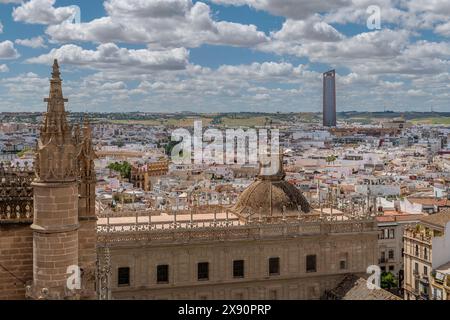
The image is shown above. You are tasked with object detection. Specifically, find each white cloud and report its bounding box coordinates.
[0,72,48,104]
[261,28,411,67]
[407,89,427,97]
[0,21,3,33]
[2,0,450,112]
[324,0,408,26]
[217,61,302,79]
[210,0,351,20]
[352,40,450,76]
[0,64,8,72]
[407,0,450,15]
[435,21,450,37]
[27,43,190,72]
[15,36,47,48]
[100,81,127,91]
[270,16,345,43]
[45,0,268,48]
[12,0,76,25]
[0,40,20,59]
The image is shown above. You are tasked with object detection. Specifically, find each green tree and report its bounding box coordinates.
[326,155,337,164]
[381,272,397,290]
[107,161,132,179]
[16,147,32,158]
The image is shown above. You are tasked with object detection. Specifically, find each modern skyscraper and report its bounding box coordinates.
[323,70,336,127]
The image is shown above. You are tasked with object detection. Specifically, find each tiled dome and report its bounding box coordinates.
[231,152,310,220]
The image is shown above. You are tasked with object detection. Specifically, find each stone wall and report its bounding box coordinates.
[102,232,378,300]
[0,223,33,300]
[31,182,79,296]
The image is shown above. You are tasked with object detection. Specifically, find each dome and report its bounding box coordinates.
[231,152,310,220]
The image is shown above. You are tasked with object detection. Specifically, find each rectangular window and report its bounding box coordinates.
[423,266,428,275]
[414,262,419,274]
[389,229,395,239]
[339,252,348,270]
[384,229,389,239]
[157,264,169,283]
[388,250,394,260]
[306,255,317,273]
[233,260,244,278]
[197,262,209,281]
[118,267,130,286]
[269,257,280,276]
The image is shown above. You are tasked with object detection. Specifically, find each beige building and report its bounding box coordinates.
[96,155,379,300]
[403,212,450,300]
[130,160,169,191]
[376,212,423,290]
[430,261,450,300]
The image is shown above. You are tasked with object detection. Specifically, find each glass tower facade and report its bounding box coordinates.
[323,70,336,127]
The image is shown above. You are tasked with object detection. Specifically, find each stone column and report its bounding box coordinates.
[78,178,97,299]
[30,182,79,299]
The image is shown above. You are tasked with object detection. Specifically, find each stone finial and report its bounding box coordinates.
[52,59,61,80]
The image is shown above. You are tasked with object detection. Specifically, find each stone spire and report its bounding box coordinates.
[30,60,81,300]
[35,59,78,182]
[42,59,69,131]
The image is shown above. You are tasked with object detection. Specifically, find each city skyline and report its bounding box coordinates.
[1,55,450,303]
[0,0,449,113]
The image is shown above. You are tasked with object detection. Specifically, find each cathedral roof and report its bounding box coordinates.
[231,151,310,220]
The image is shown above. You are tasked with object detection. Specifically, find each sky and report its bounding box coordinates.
[0,0,449,113]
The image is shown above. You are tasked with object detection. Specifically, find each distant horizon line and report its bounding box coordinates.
[1,111,450,115]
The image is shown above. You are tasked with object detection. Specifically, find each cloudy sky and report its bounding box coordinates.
[0,0,449,113]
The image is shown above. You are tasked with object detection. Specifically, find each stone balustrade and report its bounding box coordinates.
[97,217,376,246]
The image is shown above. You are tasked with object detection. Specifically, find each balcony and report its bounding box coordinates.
[404,229,432,244]
[420,292,430,300]
[420,275,429,285]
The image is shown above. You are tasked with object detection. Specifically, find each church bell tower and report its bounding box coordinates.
[28,59,92,300]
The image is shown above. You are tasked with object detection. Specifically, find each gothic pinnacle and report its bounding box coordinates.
[51,59,61,80]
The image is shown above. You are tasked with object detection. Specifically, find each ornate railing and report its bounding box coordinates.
[404,230,432,244]
[97,218,376,245]
[96,205,230,218]
[0,161,34,222]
